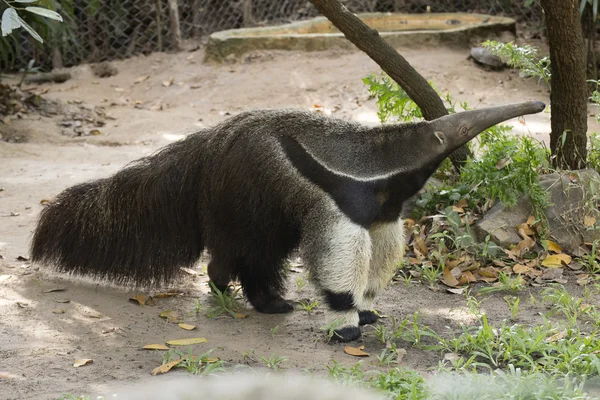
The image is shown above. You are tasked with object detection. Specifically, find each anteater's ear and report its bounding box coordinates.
[433,131,445,145]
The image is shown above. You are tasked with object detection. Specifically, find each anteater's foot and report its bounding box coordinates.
[332,326,362,342]
[251,296,294,314]
[358,310,378,326]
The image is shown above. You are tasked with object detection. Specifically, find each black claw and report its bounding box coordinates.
[331,326,361,342]
[358,310,378,326]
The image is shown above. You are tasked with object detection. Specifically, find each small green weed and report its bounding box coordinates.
[206,281,243,318]
[478,271,527,295]
[295,276,307,292]
[299,299,319,314]
[162,347,225,375]
[504,295,521,321]
[260,353,288,371]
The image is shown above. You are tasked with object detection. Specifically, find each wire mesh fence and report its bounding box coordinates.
[0,0,542,72]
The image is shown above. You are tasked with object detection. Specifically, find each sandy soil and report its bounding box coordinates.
[1,45,599,400]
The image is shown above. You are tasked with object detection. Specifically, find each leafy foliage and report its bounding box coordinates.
[459,130,551,219]
[481,40,551,88]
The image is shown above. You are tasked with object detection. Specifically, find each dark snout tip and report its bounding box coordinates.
[531,100,546,113]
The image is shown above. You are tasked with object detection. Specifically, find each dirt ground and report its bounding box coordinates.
[1,44,599,400]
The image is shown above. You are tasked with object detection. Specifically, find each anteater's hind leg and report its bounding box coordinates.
[207,254,233,294]
[359,220,405,326]
[301,204,372,342]
[206,248,293,313]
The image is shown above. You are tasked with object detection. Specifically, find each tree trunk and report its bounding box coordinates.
[167,0,182,50]
[308,0,472,170]
[540,0,588,169]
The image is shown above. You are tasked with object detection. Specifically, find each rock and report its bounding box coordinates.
[473,169,600,253]
[473,196,532,247]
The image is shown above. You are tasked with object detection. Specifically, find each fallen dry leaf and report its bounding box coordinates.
[53,299,70,303]
[154,292,182,299]
[162,78,174,87]
[413,234,429,257]
[542,254,572,268]
[129,294,147,306]
[446,287,466,295]
[166,338,207,346]
[526,215,536,226]
[584,215,597,227]
[513,264,531,274]
[151,359,180,376]
[478,267,499,279]
[73,359,93,368]
[0,371,23,380]
[396,348,407,364]
[52,308,65,314]
[495,158,511,170]
[344,345,369,357]
[516,223,535,237]
[441,268,460,287]
[43,288,66,293]
[546,331,566,343]
[178,323,196,331]
[545,240,562,253]
[235,313,248,319]
[452,205,464,213]
[159,310,183,323]
[143,344,170,351]
[134,75,150,84]
[512,237,536,257]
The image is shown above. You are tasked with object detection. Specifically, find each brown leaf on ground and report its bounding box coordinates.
[344,345,369,357]
[178,323,196,331]
[143,344,170,351]
[151,360,180,375]
[166,338,207,346]
[541,254,571,268]
[413,234,429,257]
[441,267,460,287]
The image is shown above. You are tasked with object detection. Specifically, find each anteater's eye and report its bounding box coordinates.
[460,126,468,136]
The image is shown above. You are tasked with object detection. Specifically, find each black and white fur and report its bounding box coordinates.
[30,101,545,341]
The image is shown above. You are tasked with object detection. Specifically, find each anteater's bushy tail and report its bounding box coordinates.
[30,134,208,286]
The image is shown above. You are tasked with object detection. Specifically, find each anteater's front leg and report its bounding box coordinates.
[359,220,406,326]
[300,203,373,342]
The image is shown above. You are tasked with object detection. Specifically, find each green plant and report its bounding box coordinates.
[478,272,527,295]
[420,262,442,288]
[299,299,319,314]
[295,275,307,292]
[375,342,401,366]
[481,40,551,88]
[162,347,225,375]
[206,281,243,319]
[459,132,551,225]
[504,295,521,321]
[541,284,599,326]
[270,325,280,337]
[580,239,600,274]
[260,353,288,371]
